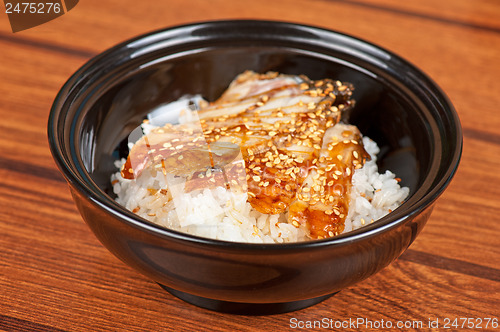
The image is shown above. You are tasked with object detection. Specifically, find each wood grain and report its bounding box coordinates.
[1,0,499,331]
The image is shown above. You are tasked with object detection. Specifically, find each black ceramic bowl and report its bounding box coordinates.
[48,20,461,314]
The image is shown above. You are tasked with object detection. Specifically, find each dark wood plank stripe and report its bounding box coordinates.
[462,127,500,146]
[327,0,500,34]
[0,242,163,305]
[0,314,68,332]
[400,249,500,282]
[0,155,65,183]
[0,33,95,59]
[0,182,75,214]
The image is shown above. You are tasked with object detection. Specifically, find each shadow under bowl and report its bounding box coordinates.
[48,20,462,314]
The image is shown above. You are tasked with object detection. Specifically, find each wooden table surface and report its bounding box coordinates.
[1,0,499,331]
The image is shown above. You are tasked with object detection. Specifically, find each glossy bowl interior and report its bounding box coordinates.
[48,20,462,314]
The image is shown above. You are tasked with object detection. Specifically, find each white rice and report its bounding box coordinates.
[111,135,409,243]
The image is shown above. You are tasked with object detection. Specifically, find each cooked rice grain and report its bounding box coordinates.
[111,136,409,243]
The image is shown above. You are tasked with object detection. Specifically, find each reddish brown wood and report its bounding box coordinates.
[1,0,499,330]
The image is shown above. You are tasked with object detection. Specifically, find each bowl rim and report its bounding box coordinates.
[48,19,463,250]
